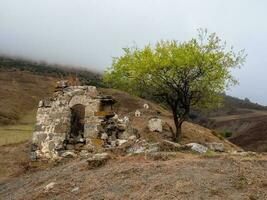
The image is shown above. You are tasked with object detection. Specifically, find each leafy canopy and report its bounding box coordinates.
[104,30,246,111]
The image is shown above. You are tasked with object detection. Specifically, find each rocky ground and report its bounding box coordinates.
[0,146,267,200]
[1,87,266,199]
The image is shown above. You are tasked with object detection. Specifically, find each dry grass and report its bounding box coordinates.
[0,111,35,146]
[0,70,56,125]
[0,124,34,146]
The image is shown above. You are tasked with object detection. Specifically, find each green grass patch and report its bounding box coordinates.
[0,124,34,146]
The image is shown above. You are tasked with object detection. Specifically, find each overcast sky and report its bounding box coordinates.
[0,0,267,105]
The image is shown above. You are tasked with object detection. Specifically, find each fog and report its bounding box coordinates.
[1,0,267,105]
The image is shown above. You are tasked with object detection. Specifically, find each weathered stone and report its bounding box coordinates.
[186,143,208,154]
[32,86,115,159]
[143,103,149,109]
[32,85,140,160]
[30,151,37,161]
[61,151,77,158]
[158,140,182,152]
[128,135,137,141]
[205,142,225,152]
[66,144,75,150]
[148,117,163,132]
[87,153,111,169]
[44,182,56,192]
[135,110,141,117]
[116,139,127,146]
[71,187,79,193]
[101,133,108,140]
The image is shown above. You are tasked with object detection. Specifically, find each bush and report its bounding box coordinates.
[222,131,233,138]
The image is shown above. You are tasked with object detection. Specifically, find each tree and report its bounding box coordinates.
[104,29,246,142]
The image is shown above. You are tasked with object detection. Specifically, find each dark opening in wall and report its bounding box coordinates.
[70,104,85,142]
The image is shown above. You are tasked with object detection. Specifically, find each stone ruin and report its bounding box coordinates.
[31,84,138,160]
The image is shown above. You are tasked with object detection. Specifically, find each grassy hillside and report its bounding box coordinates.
[0,56,101,86]
[0,70,56,125]
[0,55,102,125]
[1,56,266,152]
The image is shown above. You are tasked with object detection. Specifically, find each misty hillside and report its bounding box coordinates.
[0,56,101,125]
[0,56,101,86]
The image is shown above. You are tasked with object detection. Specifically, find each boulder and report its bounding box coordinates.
[186,143,208,154]
[101,133,108,140]
[148,118,163,132]
[87,153,111,169]
[158,140,182,152]
[61,151,77,158]
[135,110,141,117]
[205,142,225,152]
[143,103,149,109]
[44,182,56,192]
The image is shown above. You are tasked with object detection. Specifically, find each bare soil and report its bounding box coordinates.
[0,145,267,200]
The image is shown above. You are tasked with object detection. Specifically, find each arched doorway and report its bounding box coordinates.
[70,104,85,142]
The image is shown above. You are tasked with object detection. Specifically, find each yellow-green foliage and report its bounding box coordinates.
[104,29,246,111]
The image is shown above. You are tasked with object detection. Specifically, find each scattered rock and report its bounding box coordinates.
[44,182,56,192]
[71,187,79,193]
[126,140,147,154]
[128,135,137,141]
[186,143,208,154]
[148,117,163,132]
[143,103,149,109]
[135,110,141,117]
[61,151,77,158]
[30,151,37,161]
[126,140,159,154]
[158,140,182,152]
[205,142,225,152]
[116,139,128,146]
[101,133,108,140]
[87,153,111,169]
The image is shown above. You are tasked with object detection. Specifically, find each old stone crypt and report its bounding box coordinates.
[31,85,125,159]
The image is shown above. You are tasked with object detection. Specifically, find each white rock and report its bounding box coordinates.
[186,143,208,154]
[128,135,137,141]
[116,139,128,146]
[205,142,224,152]
[122,116,129,123]
[61,151,77,158]
[93,153,110,159]
[148,118,163,132]
[44,182,56,191]
[143,103,149,109]
[71,187,79,193]
[101,133,108,140]
[135,110,141,117]
[110,140,117,147]
[113,114,119,119]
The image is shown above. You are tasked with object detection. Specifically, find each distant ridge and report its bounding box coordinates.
[0,55,102,86]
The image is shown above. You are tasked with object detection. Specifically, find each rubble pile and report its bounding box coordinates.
[99,116,139,147]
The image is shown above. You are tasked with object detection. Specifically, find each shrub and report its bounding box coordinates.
[222,131,233,138]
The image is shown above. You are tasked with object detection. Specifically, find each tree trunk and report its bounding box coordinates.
[174,124,182,142]
[172,109,183,142]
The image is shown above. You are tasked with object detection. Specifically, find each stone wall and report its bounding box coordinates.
[32,86,107,159]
